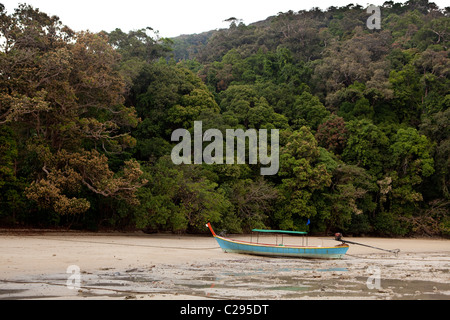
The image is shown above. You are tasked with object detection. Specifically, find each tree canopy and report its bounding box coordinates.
[0,1,448,236]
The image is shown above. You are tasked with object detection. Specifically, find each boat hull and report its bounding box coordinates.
[214,235,349,259]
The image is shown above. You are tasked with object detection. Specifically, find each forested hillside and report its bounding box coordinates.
[0,1,449,236]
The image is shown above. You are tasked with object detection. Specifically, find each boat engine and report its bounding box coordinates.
[334,233,343,241]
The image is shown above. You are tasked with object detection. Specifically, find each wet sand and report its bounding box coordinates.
[0,230,449,300]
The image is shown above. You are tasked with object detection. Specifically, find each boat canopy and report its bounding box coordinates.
[251,229,307,235]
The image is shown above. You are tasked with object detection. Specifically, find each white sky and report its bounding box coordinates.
[2,0,448,38]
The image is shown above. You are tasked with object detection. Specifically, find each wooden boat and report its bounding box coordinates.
[207,223,349,259]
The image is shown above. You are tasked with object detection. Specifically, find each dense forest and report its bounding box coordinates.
[0,1,448,237]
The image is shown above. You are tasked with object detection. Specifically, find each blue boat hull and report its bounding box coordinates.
[214,235,349,259]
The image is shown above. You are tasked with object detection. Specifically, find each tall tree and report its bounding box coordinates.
[275,127,332,230]
[0,5,145,218]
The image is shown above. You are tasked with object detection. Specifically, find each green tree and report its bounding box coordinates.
[219,84,288,129]
[275,127,332,230]
[0,126,27,223]
[228,177,278,231]
[420,109,450,199]
[388,127,435,213]
[342,119,390,178]
[135,158,232,233]
[286,91,330,130]
[323,164,376,233]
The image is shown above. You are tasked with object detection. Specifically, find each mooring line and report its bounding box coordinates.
[30,236,220,250]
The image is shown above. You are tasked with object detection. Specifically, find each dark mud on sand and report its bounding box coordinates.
[0,233,449,300]
[2,252,449,300]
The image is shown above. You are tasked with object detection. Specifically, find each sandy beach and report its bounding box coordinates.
[0,230,449,300]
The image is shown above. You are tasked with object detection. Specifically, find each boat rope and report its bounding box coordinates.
[334,233,400,256]
[29,236,220,250]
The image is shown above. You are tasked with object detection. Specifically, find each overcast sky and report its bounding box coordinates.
[2,0,448,38]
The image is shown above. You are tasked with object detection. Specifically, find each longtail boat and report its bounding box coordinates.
[207,223,349,259]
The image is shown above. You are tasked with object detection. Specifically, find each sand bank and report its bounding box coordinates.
[0,231,449,300]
